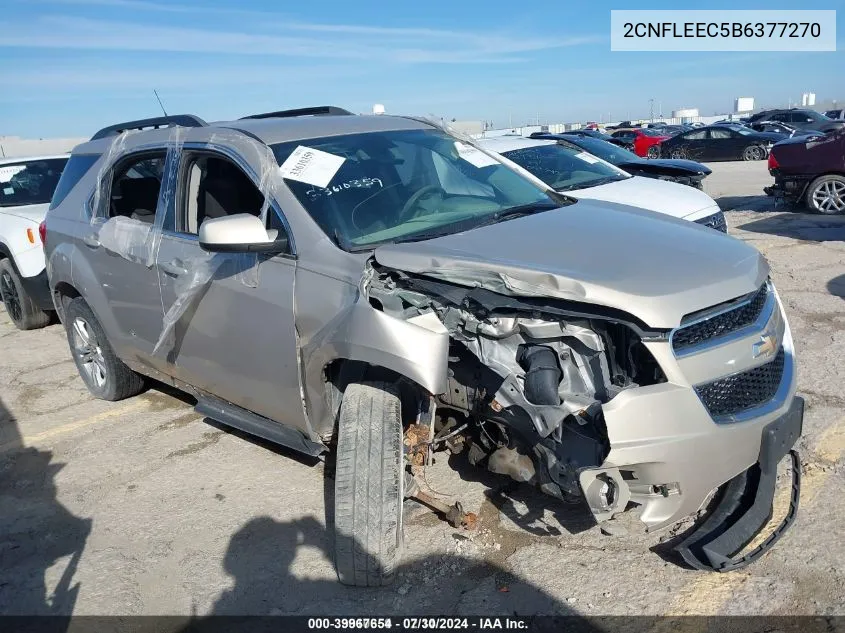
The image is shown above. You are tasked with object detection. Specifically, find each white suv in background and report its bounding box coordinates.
[477,136,727,232]
[0,155,69,329]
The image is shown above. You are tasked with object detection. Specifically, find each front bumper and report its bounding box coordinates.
[579,282,798,539]
[674,396,802,571]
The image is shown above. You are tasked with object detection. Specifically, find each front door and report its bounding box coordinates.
[152,148,307,431]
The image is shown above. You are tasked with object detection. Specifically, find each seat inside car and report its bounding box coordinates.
[113,177,161,223]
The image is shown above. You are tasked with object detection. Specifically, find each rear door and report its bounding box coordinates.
[676,129,708,159]
[84,151,168,366]
[153,146,307,430]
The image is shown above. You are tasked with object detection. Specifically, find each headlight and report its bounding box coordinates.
[694,211,727,233]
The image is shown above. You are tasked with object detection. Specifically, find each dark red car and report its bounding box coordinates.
[767,129,845,214]
[610,128,671,158]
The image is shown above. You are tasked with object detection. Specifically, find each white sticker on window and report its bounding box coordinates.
[574,152,601,164]
[0,165,25,183]
[279,145,345,188]
[454,141,500,168]
[3,187,14,195]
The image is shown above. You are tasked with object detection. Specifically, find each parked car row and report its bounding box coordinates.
[2,107,805,587]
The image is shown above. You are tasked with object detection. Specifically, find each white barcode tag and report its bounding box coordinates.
[279,146,346,188]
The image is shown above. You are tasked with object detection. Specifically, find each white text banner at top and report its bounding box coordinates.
[611,10,836,52]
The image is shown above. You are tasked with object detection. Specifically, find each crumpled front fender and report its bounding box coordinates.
[301,298,449,436]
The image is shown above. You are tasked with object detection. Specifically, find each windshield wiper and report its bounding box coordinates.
[558,176,623,191]
[389,201,559,245]
[474,201,559,227]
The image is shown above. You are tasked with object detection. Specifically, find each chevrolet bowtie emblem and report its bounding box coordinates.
[752,331,778,359]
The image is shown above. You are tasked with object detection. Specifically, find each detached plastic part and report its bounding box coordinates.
[674,397,803,572]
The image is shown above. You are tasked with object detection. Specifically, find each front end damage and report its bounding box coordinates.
[361,261,802,572]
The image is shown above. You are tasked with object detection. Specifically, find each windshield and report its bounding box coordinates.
[561,136,640,165]
[640,128,667,137]
[0,158,68,207]
[271,129,557,250]
[501,143,628,191]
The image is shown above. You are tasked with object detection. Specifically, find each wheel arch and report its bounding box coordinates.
[301,301,449,439]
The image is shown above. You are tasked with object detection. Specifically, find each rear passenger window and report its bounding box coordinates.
[109,153,166,225]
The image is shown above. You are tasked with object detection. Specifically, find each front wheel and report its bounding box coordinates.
[646,145,660,159]
[0,259,51,331]
[333,381,404,586]
[805,175,845,214]
[670,148,687,160]
[742,145,765,161]
[64,297,145,401]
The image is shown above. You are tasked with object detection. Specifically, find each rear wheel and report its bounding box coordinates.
[742,145,765,161]
[64,297,145,401]
[805,175,845,214]
[0,259,50,331]
[333,381,404,586]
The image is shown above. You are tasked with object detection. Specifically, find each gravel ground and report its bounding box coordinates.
[1,160,843,617]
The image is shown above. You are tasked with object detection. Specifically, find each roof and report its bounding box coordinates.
[73,114,436,155]
[0,154,69,165]
[475,136,554,153]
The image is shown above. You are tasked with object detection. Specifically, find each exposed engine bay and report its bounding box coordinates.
[365,261,667,505]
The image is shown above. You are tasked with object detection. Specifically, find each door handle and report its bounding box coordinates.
[160,259,187,276]
[82,234,100,249]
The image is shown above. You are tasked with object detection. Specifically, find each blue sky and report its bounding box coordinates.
[2,0,844,137]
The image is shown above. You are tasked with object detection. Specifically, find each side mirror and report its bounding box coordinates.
[199,213,286,254]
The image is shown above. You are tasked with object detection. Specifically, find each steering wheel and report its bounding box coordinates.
[398,185,445,223]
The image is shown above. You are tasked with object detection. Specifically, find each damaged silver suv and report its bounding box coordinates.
[45,107,802,586]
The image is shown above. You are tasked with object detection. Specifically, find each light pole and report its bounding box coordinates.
[649,98,654,122]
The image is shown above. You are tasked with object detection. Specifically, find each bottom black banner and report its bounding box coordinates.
[0,616,842,633]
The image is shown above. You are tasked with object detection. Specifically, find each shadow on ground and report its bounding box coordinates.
[0,396,91,622]
[828,274,845,299]
[202,514,583,619]
[737,212,845,242]
[716,194,776,213]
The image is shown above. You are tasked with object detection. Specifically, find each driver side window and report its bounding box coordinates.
[179,153,290,250]
[709,129,732,139]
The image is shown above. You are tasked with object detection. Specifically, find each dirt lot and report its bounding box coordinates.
[1,160,844,617]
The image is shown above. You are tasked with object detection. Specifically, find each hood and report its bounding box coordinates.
[631,158,711,175]
[0,203,49,223]
[566,176,718,220]
[374,199,767,329]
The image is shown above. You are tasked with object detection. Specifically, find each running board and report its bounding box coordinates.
[195,396,325,457]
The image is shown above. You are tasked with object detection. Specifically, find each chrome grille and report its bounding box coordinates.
[673,284,769,352]
[695,349,785,418]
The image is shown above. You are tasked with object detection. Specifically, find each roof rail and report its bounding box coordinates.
[90,114,208,141]
[240,106,353,120]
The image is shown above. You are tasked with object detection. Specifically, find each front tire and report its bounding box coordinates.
[742,145,765,161]
[805,175,845,214]
[670,148,687,160]
[333,381,404,587]
[647,145,660,159]
[64,297,145,401]
[0,259,50,331]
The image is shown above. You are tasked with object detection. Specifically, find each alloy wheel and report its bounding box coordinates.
[72,317,108,388]
[0,270,22,324]
[744,146,763,161]
[812,180,845,214]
